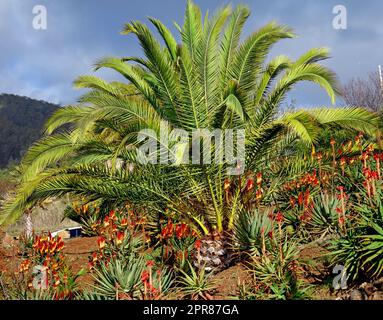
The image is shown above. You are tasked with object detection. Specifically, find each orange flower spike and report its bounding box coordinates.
[297,192,304,206]
[103,216,110,228]
[289,197,296,209]
[246,177,254,192]
[141,270,150,283]
[56,240,65,252]
[109,210,116,220]
[374,153,381,179]
[367,144,374,154]
[256,172,263,185]
[97,236,106,250]
[120,218,128,227]
[91,252,98,262]
[224,178,230,191]
[49,242,58,254]
[116,231,124,245]
[340,157,346,175]
[275,212,284,223]
[82,203,89,214]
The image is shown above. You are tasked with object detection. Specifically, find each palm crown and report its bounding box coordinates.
[1,1,378,235]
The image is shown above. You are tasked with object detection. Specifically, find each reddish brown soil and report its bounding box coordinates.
[0,229,17,272]
[212,263,251,299]
[62,236,98,287]
[63,236,98,272]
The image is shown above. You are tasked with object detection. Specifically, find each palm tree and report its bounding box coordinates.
[1,0,378,269]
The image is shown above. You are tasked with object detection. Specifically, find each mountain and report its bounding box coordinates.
[0,93,60,168]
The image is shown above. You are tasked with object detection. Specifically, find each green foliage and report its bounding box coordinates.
[177,262,216,300]
[306,193,342,239]
[248,237,311,300]
[88,257,146,300]
[232,208,276,256]
[329,165,383,281]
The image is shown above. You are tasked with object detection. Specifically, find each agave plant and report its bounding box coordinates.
[306,192,342,239]
[248,236,310,300]
[1,1,378,272]
[177,262,216,300]
[232,208,276,256]
[88,257,146,300]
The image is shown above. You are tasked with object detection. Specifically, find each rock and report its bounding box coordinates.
[350,289,366,300]
[2,233,17,248]
[369,291,383,300]
[373,277,383,291]
[360,282,376,296]
[207,247,216,254]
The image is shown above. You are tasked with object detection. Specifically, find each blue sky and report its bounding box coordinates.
[0,0,382,107]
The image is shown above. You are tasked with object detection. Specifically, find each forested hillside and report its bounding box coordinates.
[0,94,59,167]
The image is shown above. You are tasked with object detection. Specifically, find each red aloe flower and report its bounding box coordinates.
[97,236,106,250]
[255,189,263,200]
[275,212,284,223]
[175,224,187,239]
[371,171,378,180]
[195,240,202,250]
[116,231,124,245]
[246,178,254,192]
[146,260,154,268]
[224,178,231,191]
[120,218,128,227]
[289,197,295,209]
[103,216,110,228]
[256,172,263,185]
[91,252,98,262]
[141,270,150,283]
[298,192,304,206]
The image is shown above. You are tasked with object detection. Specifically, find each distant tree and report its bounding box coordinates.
[342,71,383,112]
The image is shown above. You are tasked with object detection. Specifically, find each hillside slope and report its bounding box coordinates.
[0,93,60,167]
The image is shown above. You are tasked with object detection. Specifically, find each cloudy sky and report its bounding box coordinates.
[0,0,382,106]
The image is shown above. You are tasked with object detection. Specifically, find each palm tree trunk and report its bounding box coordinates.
[194,232,231,272]
[24,209,33,239]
